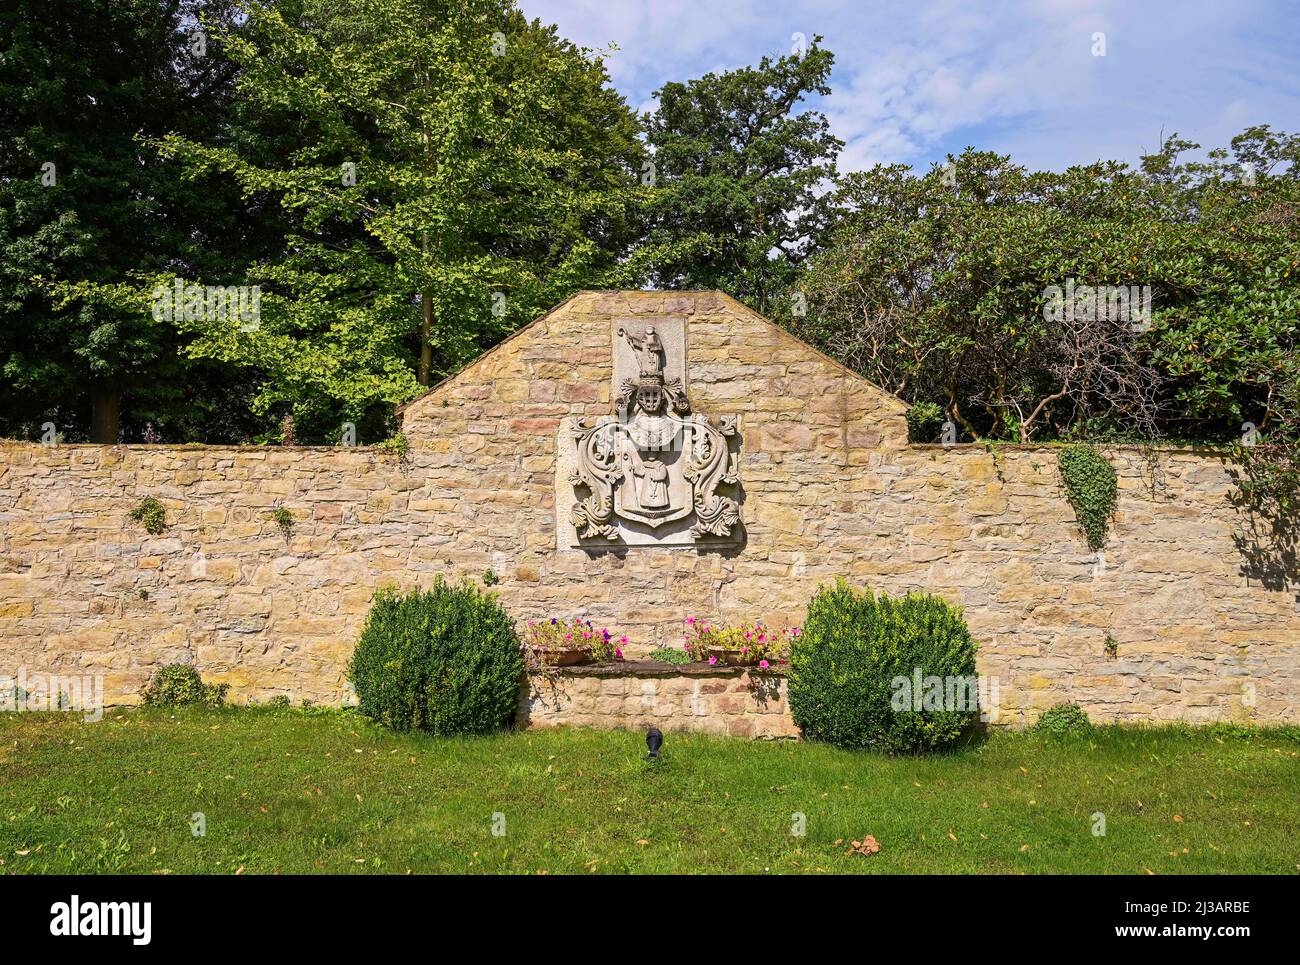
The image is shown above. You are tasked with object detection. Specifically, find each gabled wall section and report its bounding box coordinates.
[0,292,1295,725]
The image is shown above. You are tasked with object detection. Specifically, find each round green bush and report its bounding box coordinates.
[347,579,523,736]
[1034,702,1093,737]
[788,582,980,753]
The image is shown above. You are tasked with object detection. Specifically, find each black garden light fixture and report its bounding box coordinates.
[645,726,663,761]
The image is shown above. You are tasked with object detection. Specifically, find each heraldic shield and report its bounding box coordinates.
[568,322,741,543]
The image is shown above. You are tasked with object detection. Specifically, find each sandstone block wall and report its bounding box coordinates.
[519,666,798,739]
[1,291,1296,725]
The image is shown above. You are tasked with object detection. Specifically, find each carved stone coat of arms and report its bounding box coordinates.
[567,320,741,545]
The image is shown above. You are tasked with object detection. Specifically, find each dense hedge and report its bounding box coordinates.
[347,580,523,736]
[788,582,980,753]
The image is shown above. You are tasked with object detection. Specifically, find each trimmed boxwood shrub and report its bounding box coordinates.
[347,579,523,736]
[788,581,980,753]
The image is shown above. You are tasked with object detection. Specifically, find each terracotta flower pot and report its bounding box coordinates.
[706,647,759,667]
[531,646,592,666]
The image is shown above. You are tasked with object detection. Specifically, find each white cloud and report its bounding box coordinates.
[521,0,1300,171]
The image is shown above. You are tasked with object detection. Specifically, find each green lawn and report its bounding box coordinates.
[1,708,1297,874]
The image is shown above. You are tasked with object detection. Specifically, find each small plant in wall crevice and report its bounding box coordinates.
[272,506,294,539]
[128,496,167,535]
[1057,444,1117,551]
[375,432,410,460]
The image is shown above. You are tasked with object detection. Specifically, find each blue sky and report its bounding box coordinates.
[521,0,1299,173]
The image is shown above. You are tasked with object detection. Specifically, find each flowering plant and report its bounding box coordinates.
[681,617,798,668]
[524,617,626,662]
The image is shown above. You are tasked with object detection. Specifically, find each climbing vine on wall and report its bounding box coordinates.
[1232,441,1300,527]
[1057,445,1117,552]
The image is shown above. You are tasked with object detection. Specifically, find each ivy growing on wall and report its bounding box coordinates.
[1227,440,1299,590]
[1232,441,1300,527]
[1057,445,1117,552]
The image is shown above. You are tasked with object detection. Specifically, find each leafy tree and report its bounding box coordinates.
[0,0,273,442]
[147,0,647,441]
[794,128,1300,445]
[641,39,841,314]
[1139,127,1300,442]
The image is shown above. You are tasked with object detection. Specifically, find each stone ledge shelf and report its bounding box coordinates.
[517,662,798,739]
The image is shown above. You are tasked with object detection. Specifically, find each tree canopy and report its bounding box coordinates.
[0,3,1295,454]
[0,0,273,442]
[790,127,1300,446]
[641,38,841,315]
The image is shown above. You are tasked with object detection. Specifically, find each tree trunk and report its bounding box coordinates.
[90,387,120,443]
[419,287,433,386]
[419,110,434,388]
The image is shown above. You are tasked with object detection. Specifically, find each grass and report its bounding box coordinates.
[1,708,1297,874]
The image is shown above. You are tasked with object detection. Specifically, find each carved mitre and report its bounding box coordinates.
[635,371,665,418]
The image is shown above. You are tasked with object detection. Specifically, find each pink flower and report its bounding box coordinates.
[686,616,696,625]
[620,635,628,644]
[708,656,718,666]
[759,659,770,669]
[615,648,623,659]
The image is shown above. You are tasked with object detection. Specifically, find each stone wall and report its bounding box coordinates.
[1,290,1296,725]
[519,665,798,739]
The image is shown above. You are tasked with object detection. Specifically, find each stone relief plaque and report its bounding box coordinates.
[559,317,741,548]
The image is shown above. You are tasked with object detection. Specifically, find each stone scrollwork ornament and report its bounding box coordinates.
[569,324,741,543]
[684,414,740,538]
